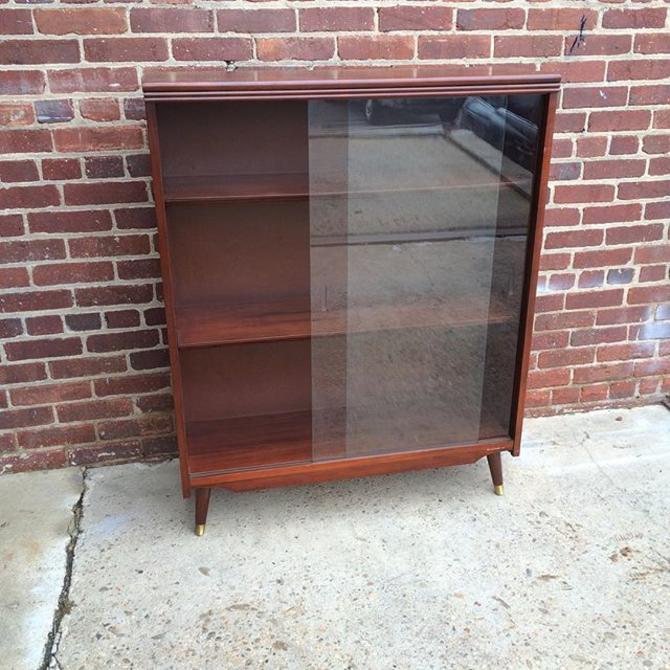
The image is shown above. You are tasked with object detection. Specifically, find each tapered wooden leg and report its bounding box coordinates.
[195,487,211,536]
[487,453,504,496]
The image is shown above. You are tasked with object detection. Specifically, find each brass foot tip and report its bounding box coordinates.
[195,523,205,536]
[494,484,504,496]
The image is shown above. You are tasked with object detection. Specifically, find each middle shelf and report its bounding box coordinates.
[174,295,514,348]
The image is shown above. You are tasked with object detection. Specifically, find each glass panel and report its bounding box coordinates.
[309,94,542,460]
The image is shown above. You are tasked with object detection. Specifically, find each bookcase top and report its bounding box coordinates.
[143,66,560,101]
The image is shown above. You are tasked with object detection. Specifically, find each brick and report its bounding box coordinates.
[565,289,624,310]
[0,129,52,154]
[571,326,627,347]
[33,262,114,286]
[142,435,177,457]
[57,398,133,423]
[634,359,670,379]
[584,159,645,180]
[65,313,102,332]
[130,8,213,33]
[529,8,597,31]
[0,71,46,96]
[85,156,124,179]
[0,407,54,431]
[457,9,525,31]
[565,35,631,57]
[0,215,24,238]
[0,362,47,385]
[0,267,29,288]
[144,307,165,326]
[553,184,614,204]
[126,154,150,178]
[541,61,606,85]
[69,234,150,258]
[29,210,112,234]
[551,138,573,159]
[379,6,451,32]
[0,290,73,314]
[117,259,161,280]
[650,157,670,177]
[562,86,628,110]
[643,135,670,155]
[257,37,334,61]
[219,8,296,32]
[597,306,652,326]
[544,208,580,227]
[0,185,60,210]
[531,330,570,351]
[42,158,81,181]
[551,387,580,405]
[527,368,571,390]
[609,136,639,156]
[5,338,82,362]
[580,384,609,402]
[26,315,63,336]
[603,8,667,29]
[0,160,39,183]
[97,415,172,442]
[554,112,586,133]
[639,266,667,283]
[123,98,145,121]
[338,36,414,60]
[645,202,670,221]
[129,348,169,371]
[525,390,551,407]
[606,224,664,245]
[0,103,35,128]
[628,285,670,305]
[94,373,169,397]
[10,382,91,407]
[544,229,603,250]
[635,33,670,55]
[576,136,607,158]
[589,110,650,132]
[79,99,121,123]
[35,8,127,35]
[115,207,156,230]
[0,451,67,474]
[0,318,22,339]
[87,328,159,353]
[0,40,79,65]
[573,362,634,384]
[574,248,632,269]
[105,309,140,329]
[0,9,34,35]
[636,322,670,341]
[609,380,637,399]
[597,343,655,363]
[494,36,562,58]
[547,272,574,291]
[578,271,604,289]
[70,440,142,467]
[49,356,126,380]
[76,285,154,308]
[535,294,564,313]
[606,268,635,286]
[538,347,595,369]
[582,204,641,226]
[0,238,65,263]
[84,38,169,63]
[54,126,142,152]
[49,68,138,94]
[418,35,490,60]
[136,393,173,413]
[172,38,253,62]
[16,424,95,450]
[618,180,670,201]
[64,181,147,206]
[608,60,670,82]
[630,85,670,106]
[550,162,580,181]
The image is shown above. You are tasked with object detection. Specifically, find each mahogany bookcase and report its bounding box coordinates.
[143,67,559,535]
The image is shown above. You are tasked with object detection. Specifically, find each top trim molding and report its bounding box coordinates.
[143,66,561,102]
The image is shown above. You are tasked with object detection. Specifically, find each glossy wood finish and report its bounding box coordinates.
[143,68,559,530]
[487,452,504,492]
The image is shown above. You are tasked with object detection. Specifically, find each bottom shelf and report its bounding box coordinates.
[186,407,509,478]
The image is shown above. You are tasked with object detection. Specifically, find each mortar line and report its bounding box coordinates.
[39,467,89,670]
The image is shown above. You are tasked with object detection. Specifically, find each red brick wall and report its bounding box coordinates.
[1,1,669,473]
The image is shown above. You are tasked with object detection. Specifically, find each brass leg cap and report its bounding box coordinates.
[195,523,205,536]
[494,484,504,496]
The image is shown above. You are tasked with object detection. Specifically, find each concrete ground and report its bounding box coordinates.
[1,406,669,670]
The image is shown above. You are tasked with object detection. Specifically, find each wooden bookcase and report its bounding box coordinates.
[143,67,560,534]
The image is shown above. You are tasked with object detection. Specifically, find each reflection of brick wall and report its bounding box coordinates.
[1,2,668,473]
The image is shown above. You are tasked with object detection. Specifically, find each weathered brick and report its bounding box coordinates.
[10,382,91,407]
[564,35,631,57]
[458,8,525,31]
[257,37,335,61]
[16,424,95,451]
[608,60,670,82]
[379,6,451,32]
[130,8,213,33]
[338,36,415,60]
[0,9,34,35]
[49,68,138,94]
[76,285,154,308]
[85,156,124,179]
[0,160,39,183]
[0,407,54,431]
[49,356,126,380]
[565,289,624,310]
[602,8,667,29]
[0,40,79,65]
[583,159,646,180]
[562,86,628,110]
[618,180,670,201]
[573,248,633,269]
[33,262,115,286]
[220,8,296,32]
[606,225,664,246]
[172,38,253,62]
[57,398,133,423]
[418,35,490,59]
[84,38,169,63]
[0,185,60,210]
[5,338,82,362]
[42,158,81,181]
[494,36,562,58]
[87,328,160,353]
[635,33,670,55]
[26,315,63,336]
[589,110,651,132]
[35,8,128,35]
[529,8,597,31]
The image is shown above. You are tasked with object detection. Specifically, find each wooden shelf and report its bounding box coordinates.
[162,172,530,204]
[187,407,508,477]
[175,296,513,348]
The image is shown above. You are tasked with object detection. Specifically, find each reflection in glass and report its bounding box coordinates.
[309,94,542,459]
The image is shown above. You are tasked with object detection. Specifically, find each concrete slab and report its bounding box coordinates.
[0,468,83,670]
[54,405,670,669]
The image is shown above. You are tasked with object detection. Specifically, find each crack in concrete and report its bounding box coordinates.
[39,468,88,670]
